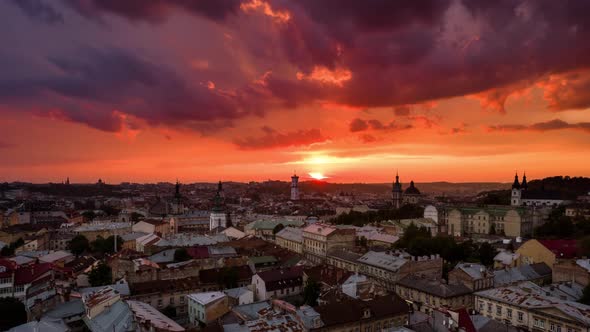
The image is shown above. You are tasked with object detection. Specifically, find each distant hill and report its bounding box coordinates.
[476,176,590,204]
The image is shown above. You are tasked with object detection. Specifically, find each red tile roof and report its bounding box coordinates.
[538,239,579,258]
[14,262,53,285]
[187,246,210,259]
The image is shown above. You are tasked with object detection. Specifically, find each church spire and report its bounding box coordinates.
[521,172,528,190]
[512,172,521,189]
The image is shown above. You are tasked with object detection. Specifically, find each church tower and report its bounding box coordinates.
[291,172,300,201]
[392,172,403,209]
[171,180,184,215]
[511,172,522,206]
[210,181,228,231]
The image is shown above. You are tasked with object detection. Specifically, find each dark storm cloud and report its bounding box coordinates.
[486,119,590,134]
[271,0,590,112]
[0,47,264,132]
[233,126,329,150]
[349,118,413,133]
[9,0,64,24]
[62,0,241,23]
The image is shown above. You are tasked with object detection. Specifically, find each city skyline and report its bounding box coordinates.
[1,1,590,183]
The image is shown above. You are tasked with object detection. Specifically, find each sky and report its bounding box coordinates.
[1,0,590,184]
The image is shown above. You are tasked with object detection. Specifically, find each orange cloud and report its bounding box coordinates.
[240,0,291,23]
[296,66,352,87]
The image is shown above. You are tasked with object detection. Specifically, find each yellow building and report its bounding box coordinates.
[516,239,578,268]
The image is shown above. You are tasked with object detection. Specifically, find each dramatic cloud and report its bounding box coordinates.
[63,0,242,23]
[233,126,329,150]
[0,47,271,132]
[349,118,369,132]
[542,71,590,111]
[349,118,413,133]
[486,119,590,134]
[9,0,64,24]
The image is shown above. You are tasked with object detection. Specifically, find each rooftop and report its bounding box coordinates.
[127,300,184,331]
[357,251,410,272]
[276,227,303,243]
[397,275,472,298]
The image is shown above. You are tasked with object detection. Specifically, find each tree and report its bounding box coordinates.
[82,210,96,221]
[1,238,24,257]
[162,305,177,318]
[478,242,496,266]
[91,235,123,255]
[130,212,144,222]
[359,236,368,248]
[580,284,590,305]
[88,261,112,287]
[0,297,27,331]
[489,223,496,235]
[273,223,285,234]
[68,235,90,256]
[174,248,191,262]
[217,267,239,289]
[303,278,321,306]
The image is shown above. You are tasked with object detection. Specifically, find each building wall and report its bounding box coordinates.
[475,295,589,332]
[448,209,462,236]
[448,269,494,291]
[516,240,557,267]
[395,284,472,314]
[314,314,407,332]
[275,236,302,254]
[553,260,590,287]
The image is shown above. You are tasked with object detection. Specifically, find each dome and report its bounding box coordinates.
[403,181,421,195]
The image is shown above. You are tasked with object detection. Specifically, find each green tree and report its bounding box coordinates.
[88,261,112,287]
[580,284,590,305]
[68,235,90,256]
[359,236,368,248]
[303,278,321,306]
[174,248,191,262]
[1,238,24,257]
[91,235,123,255]
[273,223,285,235]
[82,210,96,221]
[0,297,27,331]
[217,267,239,289]
[162,305,177,318]
[478,242,496,266]
[130,212,144,222]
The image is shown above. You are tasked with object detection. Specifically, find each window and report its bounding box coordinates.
[534,319,545,329]
[479,301,484,311]
[507,309,512,319]
[487,303,492,313]
[518,312,524,322]
[180,296,185,304]
[550,324,557,332]
[157,299,163,307]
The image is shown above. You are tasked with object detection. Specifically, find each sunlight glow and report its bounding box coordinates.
[309,172,327,180]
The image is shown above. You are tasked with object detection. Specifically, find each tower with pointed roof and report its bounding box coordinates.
[210,181,229,231]
[171,180,185,215]
[392,172,403,209]
[291,172,300,201]
[511,172,522,206]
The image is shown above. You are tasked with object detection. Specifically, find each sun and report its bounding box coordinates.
[309,172,327,180]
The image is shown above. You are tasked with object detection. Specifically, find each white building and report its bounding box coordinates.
[475,281,590,332]
[252,266,304,301]
[187,292,229,325]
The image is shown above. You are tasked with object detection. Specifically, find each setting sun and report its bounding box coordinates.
[309,172,327,180]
